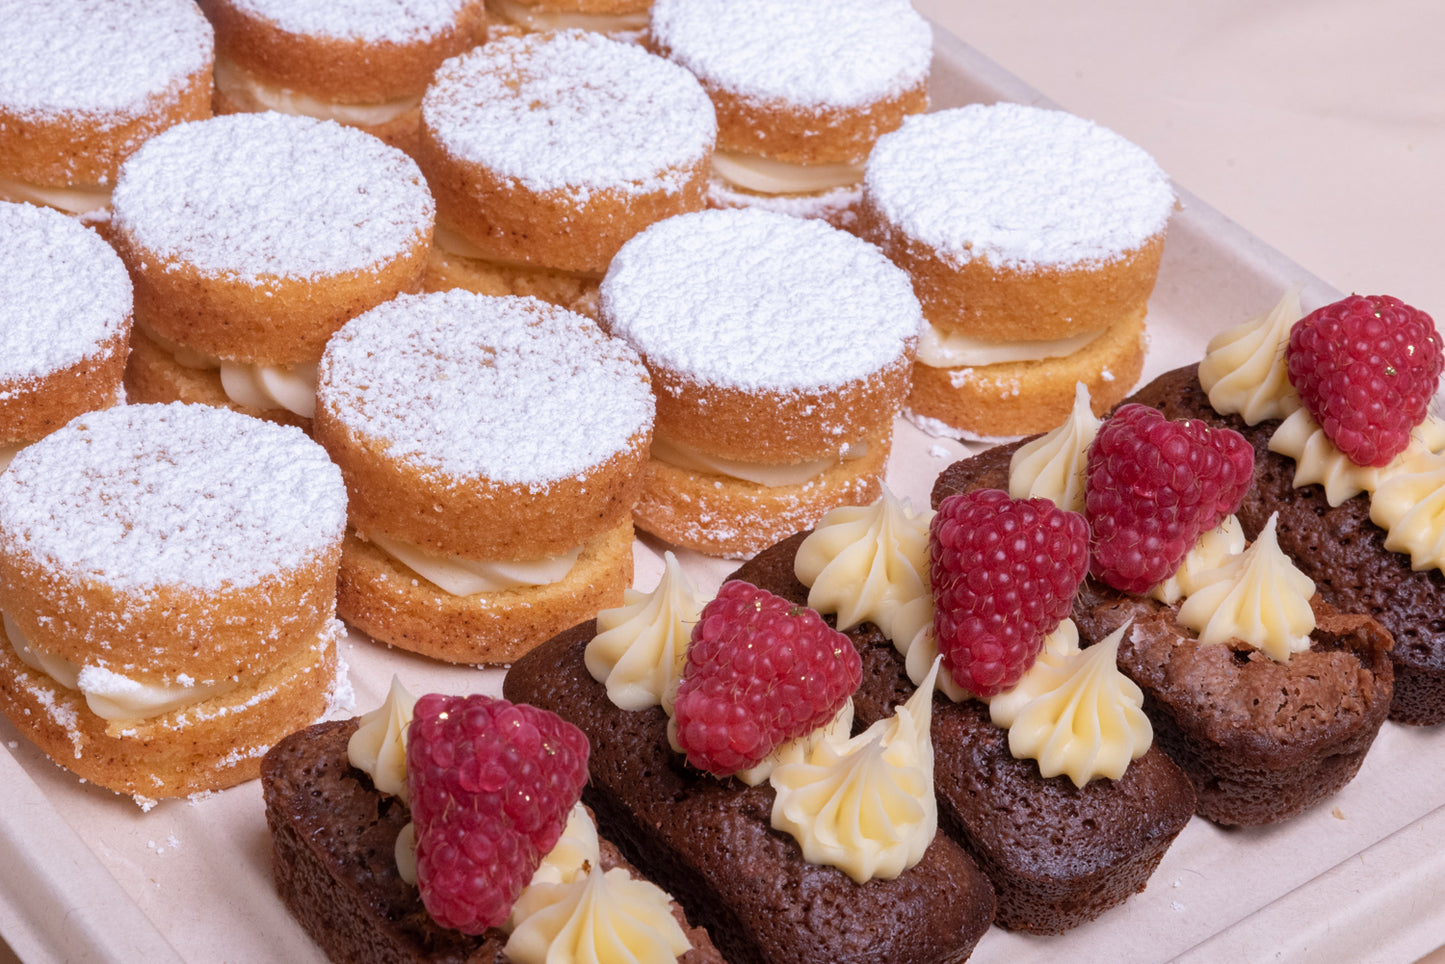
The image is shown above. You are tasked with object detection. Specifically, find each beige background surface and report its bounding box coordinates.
[914,0,1445,322]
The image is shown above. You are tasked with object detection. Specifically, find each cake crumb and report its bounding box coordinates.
[1332,807,1346,820]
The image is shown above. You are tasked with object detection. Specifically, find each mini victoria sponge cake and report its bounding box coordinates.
[0,403,349,800]
[0,203,133,471]
[648,0,931,226]
[0,0,213,220]
[198,0,488,156]
[417,29,715,317]
[314,290,655,664]
[857,103,1176,438]
[110,112,435,430]
[598,208,922,557]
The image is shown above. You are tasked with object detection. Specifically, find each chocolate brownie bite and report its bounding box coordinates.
[1129,362,1445,725]
[733,528,1195,932]
[263,717,723,963]
[933,395,1396,826]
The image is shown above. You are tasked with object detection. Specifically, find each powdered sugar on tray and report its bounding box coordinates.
[0,403,347,592]
[599,208,922,391]
[227,0,475,43]
[423,31,715,201]
[110,113,435,283]
[0,204,132,382]
[319,291,654,487]
[0,0,212,123]
[864,104,1176,270]
[649,0,931,110]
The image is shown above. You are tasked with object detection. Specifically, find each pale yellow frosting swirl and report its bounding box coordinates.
[1149,515,1246,604]
[347,676,417,801]
[1199,285,1302,425]
[794,487,933,637]
[1370,451,1445,572]
[1008,381,1100,513]
[1176,514,1315,662]
[890,594,972,702]
[1268,408,1445,506]
[586,552,706,713]
[988,621,1151,787]
[731,699,854,787]
[504,866,690,964]
[768,661,938,883]
[527,802,602,889]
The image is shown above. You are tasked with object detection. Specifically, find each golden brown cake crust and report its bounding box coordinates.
[0,329,130,445]
[336,519,633,664]
[199,0,488,103]
[0,620,339,798]
[116,235,431,368]
[684,77,927,166]
[0,543,341,683]
[419,134,709,274]
[315,397,649,562]
[633,429,891,557]
[648,355,912,463]
[906,310,1147,438]
[858,202,1168,342]
[0,69,212,189]
[422,243,601,319]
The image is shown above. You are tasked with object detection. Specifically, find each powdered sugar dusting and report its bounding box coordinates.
[650,0,931,110]
[0,0,212,124]
[320,291,654,487]
[600,208,921,390]
[0,203,131,381]
[0,403,347,592]
[111,113,435,283]
[865,104,1175,269]
[226,0,476,43]
[423,31,715,200]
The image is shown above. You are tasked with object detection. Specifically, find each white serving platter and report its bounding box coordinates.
[2,23,1443,964]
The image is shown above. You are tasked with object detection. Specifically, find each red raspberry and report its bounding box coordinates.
[1086,404,1254,595]
[1285,293,1443,467]
[406,694,589,934]
[929,489,1089,697]
[673,580,861,775]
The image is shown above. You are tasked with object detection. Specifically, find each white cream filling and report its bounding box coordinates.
[0,177,112,215]
[219,360,320,418]
[213,55,420,127]
[651,435,867,487]
[365,530,582,596]
[918,323,1104,368]
[3,611,234,721]
[488,0,650,33]
[711,151,865,196]
[142,325,318,418]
